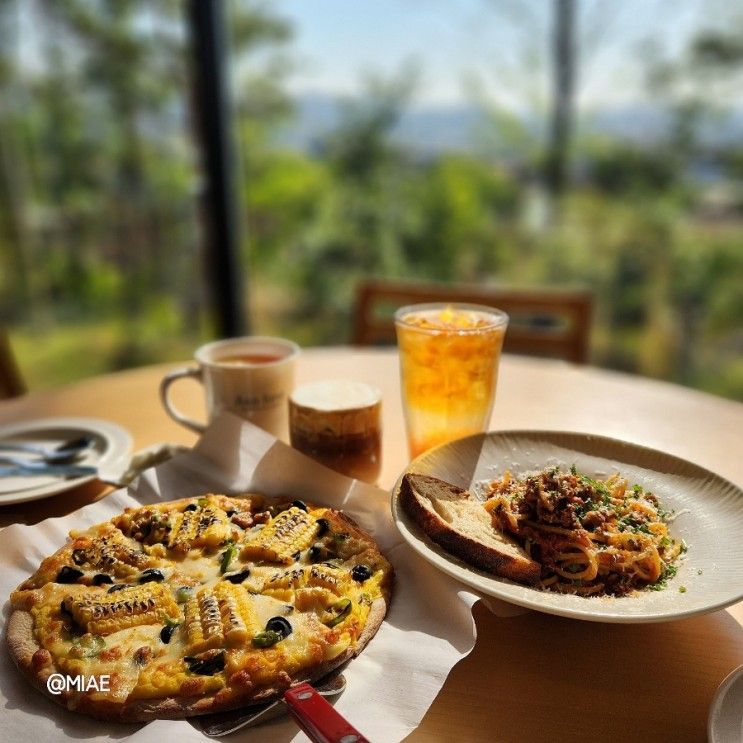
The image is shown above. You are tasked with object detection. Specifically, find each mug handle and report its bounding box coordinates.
[159,367,206,434]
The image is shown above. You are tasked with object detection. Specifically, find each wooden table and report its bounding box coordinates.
[1,348,743,742]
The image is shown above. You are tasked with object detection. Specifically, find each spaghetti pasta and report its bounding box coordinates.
[483,467,684,596]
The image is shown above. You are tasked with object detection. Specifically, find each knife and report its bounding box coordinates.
[0,463,98,479]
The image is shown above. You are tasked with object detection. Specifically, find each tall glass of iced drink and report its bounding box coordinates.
[395,303,508,459]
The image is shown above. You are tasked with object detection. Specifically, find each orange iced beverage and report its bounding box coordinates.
[395,303,508,459]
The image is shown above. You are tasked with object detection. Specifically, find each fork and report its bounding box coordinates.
[0,435,93,463]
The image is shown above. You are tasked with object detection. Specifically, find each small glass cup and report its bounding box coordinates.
[395,303,508,459]
[289,380,382,483]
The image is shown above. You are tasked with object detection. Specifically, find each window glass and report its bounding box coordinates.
[2,0,741,401]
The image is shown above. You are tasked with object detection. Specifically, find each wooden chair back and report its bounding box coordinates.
[352,279,592,364]
[0,331,26,398]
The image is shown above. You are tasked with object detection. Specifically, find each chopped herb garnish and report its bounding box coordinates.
[649,562,679,591]
[679,585,687,593]
[574,502,591,519]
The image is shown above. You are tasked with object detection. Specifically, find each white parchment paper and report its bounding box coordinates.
[0,412,486,743]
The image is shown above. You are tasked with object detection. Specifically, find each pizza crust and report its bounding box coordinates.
[6,610,65,711]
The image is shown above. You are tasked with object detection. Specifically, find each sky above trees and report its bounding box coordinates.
[276,0,728,108]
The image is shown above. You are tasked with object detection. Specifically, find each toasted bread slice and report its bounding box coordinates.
[400,473,540,584]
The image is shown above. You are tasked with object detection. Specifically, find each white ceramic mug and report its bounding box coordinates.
[159,336,300,438]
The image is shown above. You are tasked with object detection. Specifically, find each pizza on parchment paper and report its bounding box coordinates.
[6,494,393,721]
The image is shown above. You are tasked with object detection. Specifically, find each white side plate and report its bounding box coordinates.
[0,417,132,505]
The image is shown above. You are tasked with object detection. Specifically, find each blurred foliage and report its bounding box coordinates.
[585,142,679,196]
[0,0,742,402]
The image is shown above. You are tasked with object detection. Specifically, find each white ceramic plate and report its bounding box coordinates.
[391,430,743,623]
[0,417,132,505]
[709,664,743,743]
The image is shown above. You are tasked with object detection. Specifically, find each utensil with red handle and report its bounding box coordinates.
[284,683,370,743]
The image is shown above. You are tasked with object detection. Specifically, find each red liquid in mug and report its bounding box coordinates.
[218,353,284,365]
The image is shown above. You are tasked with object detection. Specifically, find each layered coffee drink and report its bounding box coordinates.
[289,380,382,483]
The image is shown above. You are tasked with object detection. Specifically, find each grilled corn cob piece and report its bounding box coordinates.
[214,582,257,646]
[196,505,231,548]
[169,508,200,553]
[184,584,257,651]
[261,566,303,602]
[184,590,224,653]
[169,503,230,553]
[263,563,348,593]
[263,566,305,592]
[261,563,350,601]
[307,564,349,595]
[183,594,205,651]
[241,507,318,564]
[73,529,150,574]
[63,583,178,635]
